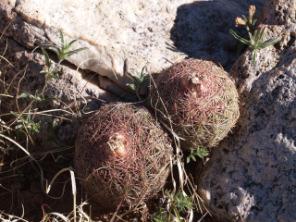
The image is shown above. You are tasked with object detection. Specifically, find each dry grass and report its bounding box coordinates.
[0,21,220,221]
[0,28,97,221]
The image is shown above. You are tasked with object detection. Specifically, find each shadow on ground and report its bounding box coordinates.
[170,0,266,70]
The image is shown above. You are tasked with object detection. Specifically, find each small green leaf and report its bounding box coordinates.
[259,37,281,49]
[174,192,193,213]
[41,48,52,68]
[67,39,78,48]
[14,116,41,135]
[187,146,209,163]
[230,29,250,45]
[17,92,42,102]
[48,32,87,62]
[152,209,169,222]
[59,30,65,46]
[65,47,87,58]
[126,67,150,100]
[126,83,136,91]
[251,50,257,65]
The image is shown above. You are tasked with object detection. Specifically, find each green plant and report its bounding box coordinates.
[41,47,59,80]
[0,29,95,222]
[13,113,40,135]
[230,5,281,63]
[186,146,209,163]
[173,191,193,213]
[50,31,86,63]
[152,191,194,222]
[41,31,86,81]
[153,209,169,222]
[126,66,150,100]
[17,92,43,102]
[7,111,40,145]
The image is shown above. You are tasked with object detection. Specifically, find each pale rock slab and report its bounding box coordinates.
[0,0,266,92]
[1,0,189,88]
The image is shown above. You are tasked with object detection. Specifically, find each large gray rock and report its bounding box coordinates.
[0,0,266,93]
[0,0,189,90]
[199,0,296,221]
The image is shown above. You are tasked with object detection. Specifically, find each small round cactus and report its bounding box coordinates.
[150,59,239,149]
[74,103,172,212]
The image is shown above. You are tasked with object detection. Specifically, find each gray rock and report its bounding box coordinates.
[199,0,296,221]
[0,38,115,108]
[262,0,296,25]
[0,0,189,89]
[0,0,266,94]
[0,38,116,149]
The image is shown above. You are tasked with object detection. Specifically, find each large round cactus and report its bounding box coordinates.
[74,103,172,212]
[150,59,239,149]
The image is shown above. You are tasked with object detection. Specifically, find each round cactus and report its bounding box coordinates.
[150,59,239,149]
[74,103,172,212]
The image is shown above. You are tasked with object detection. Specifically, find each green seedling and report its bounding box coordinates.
[17,92,43,102]
[173,191,193,213]
[152,191,194,222]
[186,146,209,163]
[230,5,281,63]
[41,31,87,93]
[41,47,59,80]
[50,31,87,63]
[153,209,169,222]
[11,112,40,135]
[126,66,150,100]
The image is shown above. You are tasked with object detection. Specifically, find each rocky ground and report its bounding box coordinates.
[0,0,295,221]
[199,0,296,221]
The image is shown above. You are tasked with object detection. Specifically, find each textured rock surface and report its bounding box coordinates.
[199,0,296,221]
[262,0,296,25]
[0,37,116,149]
[0,0,266,92]
[0,38,115,108]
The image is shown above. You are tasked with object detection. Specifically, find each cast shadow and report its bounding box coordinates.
[170,0,265,69]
